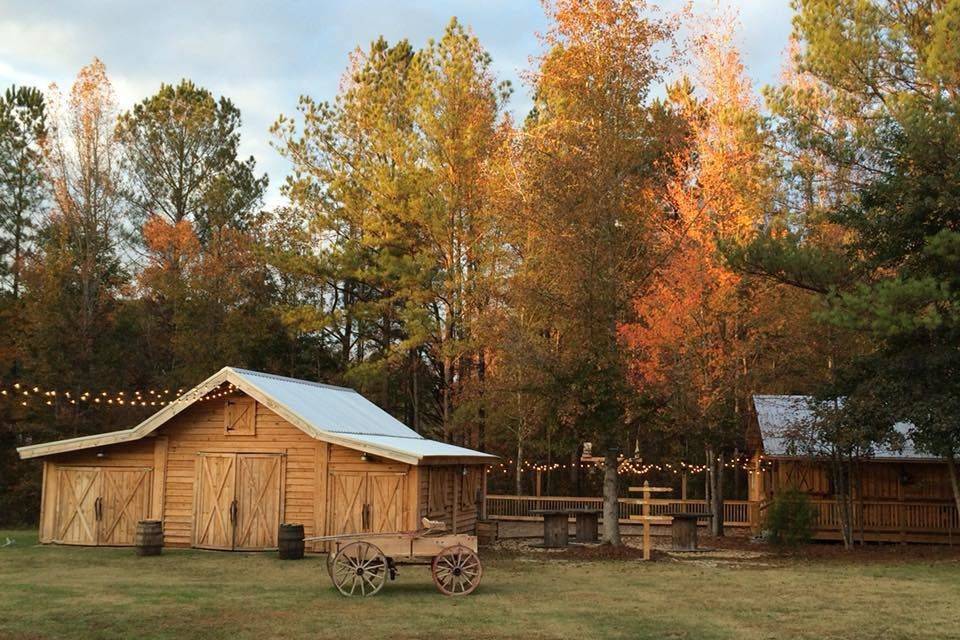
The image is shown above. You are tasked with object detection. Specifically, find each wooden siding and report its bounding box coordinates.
[38,390,483,550]
[160,398,316,547]
[761,459,954,501]
[420,465,481,534]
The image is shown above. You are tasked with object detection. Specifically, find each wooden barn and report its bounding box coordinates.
[17,367,496,550]
[747,395,958,543]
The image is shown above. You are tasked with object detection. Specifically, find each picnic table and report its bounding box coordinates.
[529,508,602,547]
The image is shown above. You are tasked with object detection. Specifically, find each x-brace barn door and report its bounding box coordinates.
[194,453,238,550]
[235,454,284,550]
[194,452,284,550]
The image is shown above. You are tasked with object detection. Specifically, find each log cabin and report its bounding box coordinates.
[16,367,496,550]
[747,395,958,543]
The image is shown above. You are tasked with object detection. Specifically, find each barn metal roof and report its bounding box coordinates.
[231,368,421,438]
[17,367,498,465]
[752,395,938,461]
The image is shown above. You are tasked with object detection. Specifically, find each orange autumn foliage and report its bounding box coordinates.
[623,13,772,417]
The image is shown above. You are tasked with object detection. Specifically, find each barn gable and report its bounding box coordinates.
[17,367,496,466]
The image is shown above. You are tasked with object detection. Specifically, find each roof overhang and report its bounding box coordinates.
[17,367,498,466]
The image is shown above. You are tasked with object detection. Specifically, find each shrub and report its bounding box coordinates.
[764,488,815,547]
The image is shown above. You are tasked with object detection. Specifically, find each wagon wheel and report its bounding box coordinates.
[329,541,388,597]
[431,544,483,596]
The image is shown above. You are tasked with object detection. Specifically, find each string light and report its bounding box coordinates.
[0,382,239,410]
[492,455,773,476]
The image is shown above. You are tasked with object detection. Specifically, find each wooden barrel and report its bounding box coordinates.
[278,523,305,560]
[135,520,163,556]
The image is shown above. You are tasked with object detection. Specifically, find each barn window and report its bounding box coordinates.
[460,467,478,509]
[428,467,448,515]
[224,397,256,436]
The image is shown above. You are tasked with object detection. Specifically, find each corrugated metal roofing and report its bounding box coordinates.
[342,434,498,460]
[753,395,936,460]
[232,368,421,438]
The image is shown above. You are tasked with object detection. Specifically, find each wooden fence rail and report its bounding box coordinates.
[484,494,753,527]
[486,495,958,542]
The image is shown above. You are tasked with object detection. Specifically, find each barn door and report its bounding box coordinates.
[99,468,152,546]
[234,454,283,550]
[329,471,407,536]
[194,453,237,550]
[53,467,101,545]
[329,472,366,536]
[367,473,405,533]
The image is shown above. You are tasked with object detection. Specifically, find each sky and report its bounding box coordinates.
[0,0,794,207]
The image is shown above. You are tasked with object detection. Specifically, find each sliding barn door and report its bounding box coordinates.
[99,468,152,546]
[53,467,100,545]
[194,453,237,550]
[235,454,283,550]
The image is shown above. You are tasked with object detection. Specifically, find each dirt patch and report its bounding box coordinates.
[490,534,960,567]
[696,535,960,565]
[491,537,666,561]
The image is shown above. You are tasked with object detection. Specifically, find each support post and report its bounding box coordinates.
[642,481,651,561]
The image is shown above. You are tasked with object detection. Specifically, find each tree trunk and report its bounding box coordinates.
[602,452,621,546]
[832,454,854,550]
[945,450,960,517]
[477,351,486,450]
[514,441,523,496]
[711,451,725,537]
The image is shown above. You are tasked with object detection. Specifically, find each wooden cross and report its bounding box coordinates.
[628,480,673,560]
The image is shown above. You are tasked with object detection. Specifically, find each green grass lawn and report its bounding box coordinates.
[1,529,958,640]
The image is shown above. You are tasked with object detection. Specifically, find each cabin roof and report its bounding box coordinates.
[752,394,938,461]
[17,366,498,466]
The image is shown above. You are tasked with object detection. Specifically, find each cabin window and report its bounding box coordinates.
[224,397,256,436]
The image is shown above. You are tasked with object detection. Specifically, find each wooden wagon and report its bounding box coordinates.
[306,518,482,597]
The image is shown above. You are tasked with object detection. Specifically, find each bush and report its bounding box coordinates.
[763,488,815,547]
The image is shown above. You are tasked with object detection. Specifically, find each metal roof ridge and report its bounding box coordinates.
[227,366,358,393]
[325,431,427,439]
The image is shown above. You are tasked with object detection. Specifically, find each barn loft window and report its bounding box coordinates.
[224,397,256,436]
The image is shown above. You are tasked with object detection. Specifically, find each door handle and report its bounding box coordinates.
[229,500,238,525]
[362,504,371,531]
[94,497,103,521]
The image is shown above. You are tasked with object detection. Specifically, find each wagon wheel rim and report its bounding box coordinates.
[330,541,387,597]
[432,544,482,596]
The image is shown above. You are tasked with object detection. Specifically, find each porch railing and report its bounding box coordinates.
[803,499,959,536]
